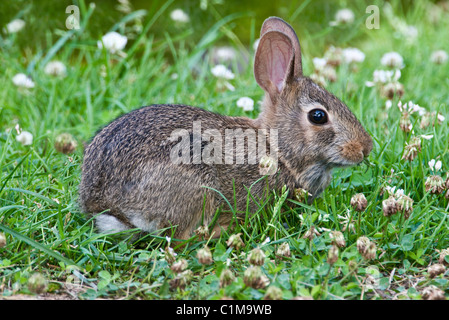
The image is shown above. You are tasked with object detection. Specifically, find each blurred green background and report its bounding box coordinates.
[1,0,446,137]
[0,0,430,55]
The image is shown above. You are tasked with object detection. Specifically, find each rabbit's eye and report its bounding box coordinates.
[308,109,328,125]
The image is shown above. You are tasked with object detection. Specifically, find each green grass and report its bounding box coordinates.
[0,0,449,300]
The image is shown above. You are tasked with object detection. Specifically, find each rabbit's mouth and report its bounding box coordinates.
[324,143,366,168]
[326,157,364,169]
[329,162,352,169]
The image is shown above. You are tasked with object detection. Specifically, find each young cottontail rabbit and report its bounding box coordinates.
[79,17,372,239]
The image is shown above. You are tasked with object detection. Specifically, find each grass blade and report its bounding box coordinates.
[0,223,78,267]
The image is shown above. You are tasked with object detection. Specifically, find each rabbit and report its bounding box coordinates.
[79,17,373,240]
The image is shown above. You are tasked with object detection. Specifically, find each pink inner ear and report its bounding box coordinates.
[254,31,295,96]
[269,42,291,92]
[260,17,303,78]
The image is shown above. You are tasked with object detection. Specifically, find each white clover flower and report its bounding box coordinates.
[323,46,343,66]
[236,97,254,112]
[44,61,67,77]
[16,131,33,146]
[429,159,442,171]
[385,185,396,196]
[97,31,127,54]
[12,73,35,88]
[211,64,235,80]
[337,209,355,233]
[397,100,409,113]
[342,48,365,64]
[384,185,409,199]
[430,50,448,64]
[373,70,388,83]
[395,188,405,197]
[385,100,393,109]
[5,19,25,33]
[214,46,236,62]
[330,8,355,26]
[365,69,401,87]
[161,246,177,256]
[313,57,327,70]
[420,134,434,140]
[413,104,426,116]
[378,69,401,82]
[170,9,189,23]
[381,52,404,69]
[397,101,426,115]
[437,113,445,122]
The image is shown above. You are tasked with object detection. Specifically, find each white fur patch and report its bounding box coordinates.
[95,214,129,234]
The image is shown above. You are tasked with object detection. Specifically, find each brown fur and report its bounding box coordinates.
[79,17,372,239]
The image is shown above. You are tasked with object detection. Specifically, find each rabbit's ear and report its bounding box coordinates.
[254,31,295,98]
[260,17,302,77]
[254,18,302,99]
